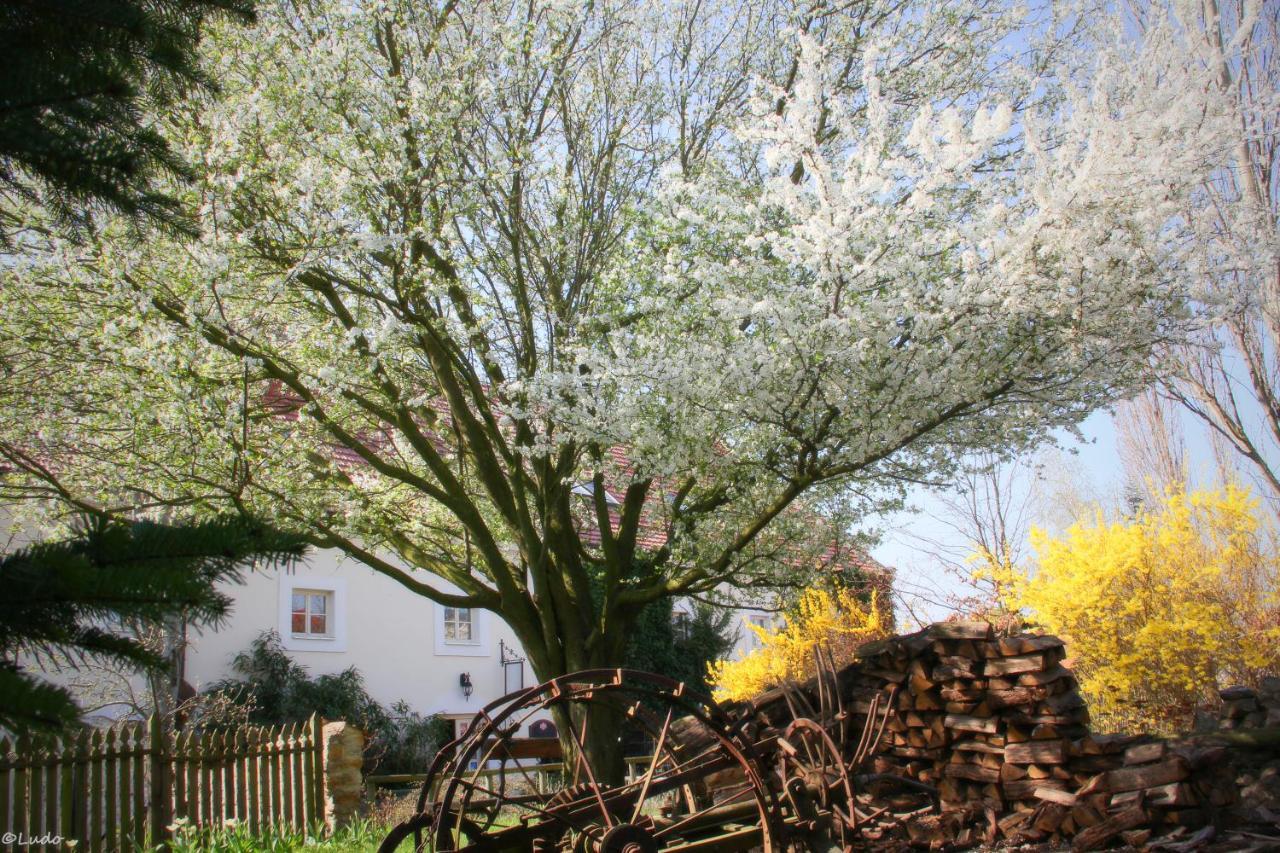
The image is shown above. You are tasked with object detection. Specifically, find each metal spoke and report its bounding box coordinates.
[630,705,674,823]
[564,702,615,830]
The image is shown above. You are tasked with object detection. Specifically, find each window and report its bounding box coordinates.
[747,614,771,649]
[291,590,333,637]
[673,610,692,641]
[434,601,488,656]
[278,573,347,652]
[444,607,475,643]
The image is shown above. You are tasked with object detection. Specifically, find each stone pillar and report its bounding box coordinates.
[321,721,365,831]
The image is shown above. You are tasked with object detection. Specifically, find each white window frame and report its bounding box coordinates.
[290,588,334,639]
[443,606,477,644]
[434,603,488,657]
[278,574,348,653]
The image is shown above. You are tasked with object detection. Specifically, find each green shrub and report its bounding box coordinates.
[202,631,449,774]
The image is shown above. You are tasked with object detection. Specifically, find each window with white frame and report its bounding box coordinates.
[443,607,476,643]
[434,601,488,656]
[290,589,333,638]
[747,614,771,649]
[278,574,347,652]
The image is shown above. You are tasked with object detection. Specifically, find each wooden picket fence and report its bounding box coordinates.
[0,715,325,852]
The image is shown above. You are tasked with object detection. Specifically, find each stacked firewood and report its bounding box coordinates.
[1218,678,1280,730]
[832,621,1238,849]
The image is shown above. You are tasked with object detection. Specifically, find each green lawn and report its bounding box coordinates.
[160,819,392,852]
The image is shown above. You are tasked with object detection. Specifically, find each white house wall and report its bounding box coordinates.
[183,548,530,720]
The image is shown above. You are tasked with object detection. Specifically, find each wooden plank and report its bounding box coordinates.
[13,735,29,846]
[953,740,1004,755]
[930,621,994,640]
[172,727,188,825]
[290,723,305,829]
[305,715,321,828]
[130,725,145,849]
[1144,782,1196,807]
[202,731,216,827]
[187,729,201,828]
[1071,804,1146,851]
[260,727,274,827]
[1034,786,1078,806]
[104,728,118,849]
[42,734,59,846]
[1003,777,1066,799]
[234,728,249,827]
[118,728,134,847]
[1123,741,1167,765]
[944,714,998,734]
[29,735,46,844]
[210,730,225,826]
[944,763,1001,783]
[246,728,261,835]
[985,654,1046,676]
[279,724,295,829]
[149,715,170,846]
[0,737,10,846]
[1104,757,1189,794]
[60,734,75,844]
[72,730,90,850]
[997,635,1064,656]
[88,729,105,853]
[1005,740,1068,765]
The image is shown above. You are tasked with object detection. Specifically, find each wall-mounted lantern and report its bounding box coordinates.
[459,672,473,700]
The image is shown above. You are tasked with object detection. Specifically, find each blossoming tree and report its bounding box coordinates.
[0,0,1216,764]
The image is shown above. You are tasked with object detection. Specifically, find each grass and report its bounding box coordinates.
[160,818,392,852]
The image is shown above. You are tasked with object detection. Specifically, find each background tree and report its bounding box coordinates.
[0,514,305,733]
[0,0,255,237]
[1118,0,1280,508]
[898,453,1037,631]
[1115,389,1189,509]
[1010,484,1280,734]
[623,599,738,699]
[709,585,890,702]
[0,0,1216,767]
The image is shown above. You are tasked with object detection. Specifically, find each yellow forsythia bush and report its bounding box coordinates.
[1011,484,1280,734]
[709,587,889,702]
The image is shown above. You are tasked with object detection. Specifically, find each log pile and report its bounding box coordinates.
[744,620,1242,849]
[1218,678,1280,730]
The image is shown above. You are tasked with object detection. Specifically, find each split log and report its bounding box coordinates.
[1071,804,1147,851]
[1005,740,1068,765]
[1105,757,1190,794]
[985,654,1046,676]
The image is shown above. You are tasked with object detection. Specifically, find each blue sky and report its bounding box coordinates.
[868,404,1225,624]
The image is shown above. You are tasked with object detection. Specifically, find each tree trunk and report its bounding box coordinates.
[551,701,628,788]
[520,607,636,788]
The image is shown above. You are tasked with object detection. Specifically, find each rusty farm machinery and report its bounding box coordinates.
[378,653,938,852]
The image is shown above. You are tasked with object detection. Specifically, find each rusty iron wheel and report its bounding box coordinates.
[777,718,857,852]
[393,668,783,852]
[597,822,660,852]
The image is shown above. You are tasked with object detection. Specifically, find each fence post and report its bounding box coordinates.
[320,722,364,833]
[308,715,323,829]
[148,714,171,845]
